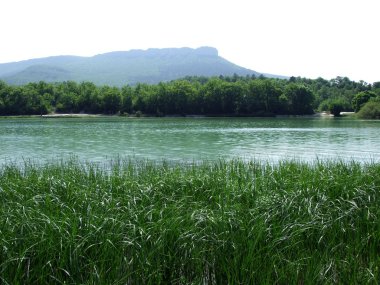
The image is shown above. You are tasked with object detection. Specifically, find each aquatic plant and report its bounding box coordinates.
[0,159,379,284]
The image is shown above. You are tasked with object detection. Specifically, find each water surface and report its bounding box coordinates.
[1,117,379,164]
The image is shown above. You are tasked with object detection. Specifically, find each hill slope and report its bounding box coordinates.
[0,47,265,86]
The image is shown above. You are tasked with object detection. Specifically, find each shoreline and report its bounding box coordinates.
[0,112,356,119]
[41,113,104,118]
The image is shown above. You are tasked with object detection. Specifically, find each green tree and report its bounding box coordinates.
[0,75,376,117]
[78,82,100,113]
[184,81,202,114]
[55,81,80,113]
[101,86,122,114]
[246,80,266,113]
[133,83,150,113]
[357,99,380,119]
[8,87,28,115]
[0,81,10,115]
[352,91,377,112]
[221,81,244,114]
[56,92,79,113]
[167,80,193,114]
[121,85,133,114]
[24,86,49,114]
[282,84,315,115]
[202,78,224,114]
[328,98,345,117]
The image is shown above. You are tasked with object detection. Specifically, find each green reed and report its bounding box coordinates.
[0,158,379,284]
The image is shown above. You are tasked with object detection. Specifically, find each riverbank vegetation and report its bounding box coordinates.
[1,158,379,284]
[0,76,379,117]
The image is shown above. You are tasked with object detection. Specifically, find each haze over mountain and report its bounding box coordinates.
[0,47,281,86]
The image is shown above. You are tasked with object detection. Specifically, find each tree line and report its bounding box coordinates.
[0,75,379,117]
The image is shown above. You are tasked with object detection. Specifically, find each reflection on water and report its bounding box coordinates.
[1,117,379,164]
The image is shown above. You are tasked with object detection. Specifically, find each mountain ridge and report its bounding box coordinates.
[0,47,281,86]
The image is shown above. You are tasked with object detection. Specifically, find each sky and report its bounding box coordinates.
[1,0,379,83]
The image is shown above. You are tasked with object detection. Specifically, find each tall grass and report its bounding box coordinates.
[0,158,379,284]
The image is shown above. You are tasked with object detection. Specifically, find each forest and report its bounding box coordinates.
[0,75,379,118]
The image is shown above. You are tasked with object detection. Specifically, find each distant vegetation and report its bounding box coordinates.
[1,158,379,284]
[0,75,379,117]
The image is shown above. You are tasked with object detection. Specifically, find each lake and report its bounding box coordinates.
[1,116,379,164]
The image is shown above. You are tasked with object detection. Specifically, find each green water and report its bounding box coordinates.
[1,117,379,164]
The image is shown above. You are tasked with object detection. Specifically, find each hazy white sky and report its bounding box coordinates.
[1,0,379,82]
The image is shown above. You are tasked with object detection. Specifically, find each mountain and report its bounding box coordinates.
[0,47,273,86]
